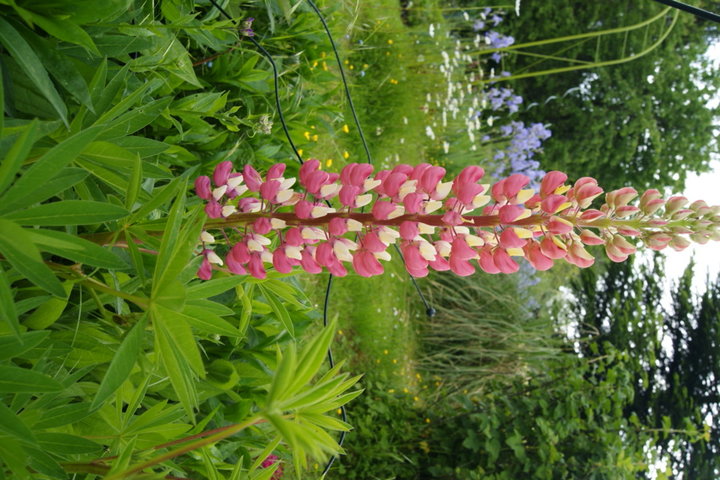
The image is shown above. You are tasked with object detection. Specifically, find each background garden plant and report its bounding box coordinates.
[1,0,719,478]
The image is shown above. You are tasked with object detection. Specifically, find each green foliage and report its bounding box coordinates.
[424,352,654,479]
[330,378,426,480]
[420,270,560,395]
[0,0,365,477]
[567,256,720,478]
[502,0,720,191]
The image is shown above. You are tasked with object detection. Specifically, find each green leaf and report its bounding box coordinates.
[152,195,203,299]
[126,154,142,209]
[0,331,49,361]
[27,228,125,269]
[74,157,130,193]
[23,32,94,111]
[36,432,102,455]
[91,316,147,410]
[186,275,247,300]
[33,403,93,429]
[0,58,3,136]
[153,280,186,312]
[99,97,172,140]
[114,136,169,158]
[287,318,337,395]
[0,125,101,210]
[0,17,67,125]
[23,281,72,329]
[0,168,89,215]
[26,446,65,478]
[267,345,297,406]
[0,435,31,480]
[152,305,204,377]
[30,14,100,55]
[506,431,527,461]
[153,311,198,420]
[93,78,162,126]
[0,365,63,393]
[259,284,294,338]
[185,299,234,317]
[0,267,20,338]
[0,402,36,444]
[0,119,37,192]
[129,174,185,222]
[0,219,65,297]
[3,200,128,225]
[236,284,254,336]
[171,92,227,116]
[181,304,242,338]
[124,230,145,284]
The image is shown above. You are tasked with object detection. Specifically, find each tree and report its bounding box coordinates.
[568,256,720,478]
[499,0,720,191]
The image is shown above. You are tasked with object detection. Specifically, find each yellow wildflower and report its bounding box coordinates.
[342,124,350,133]
[325,159,333,167]
[343,151,350,159]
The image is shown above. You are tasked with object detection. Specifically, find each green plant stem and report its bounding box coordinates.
[104,416,265,480]
[57,267,150,310]
[207,210,687,232]
[473,9,678,84]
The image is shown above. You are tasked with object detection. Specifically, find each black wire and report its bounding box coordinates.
[205,0,303,164]
[305,0,373,165]
[320,274,346,477]
[247,36,304,165]
[649,0,720,23]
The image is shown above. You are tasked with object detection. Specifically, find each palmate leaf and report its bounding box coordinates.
[0,17,67,125]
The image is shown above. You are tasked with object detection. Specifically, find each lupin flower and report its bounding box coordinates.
[194,161,720,280]
[260,454,283,479]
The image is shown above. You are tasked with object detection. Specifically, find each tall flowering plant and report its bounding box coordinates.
[195,160,720,280]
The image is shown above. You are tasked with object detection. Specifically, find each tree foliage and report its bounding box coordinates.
[569,256,720,478]
[501,0,720,191]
